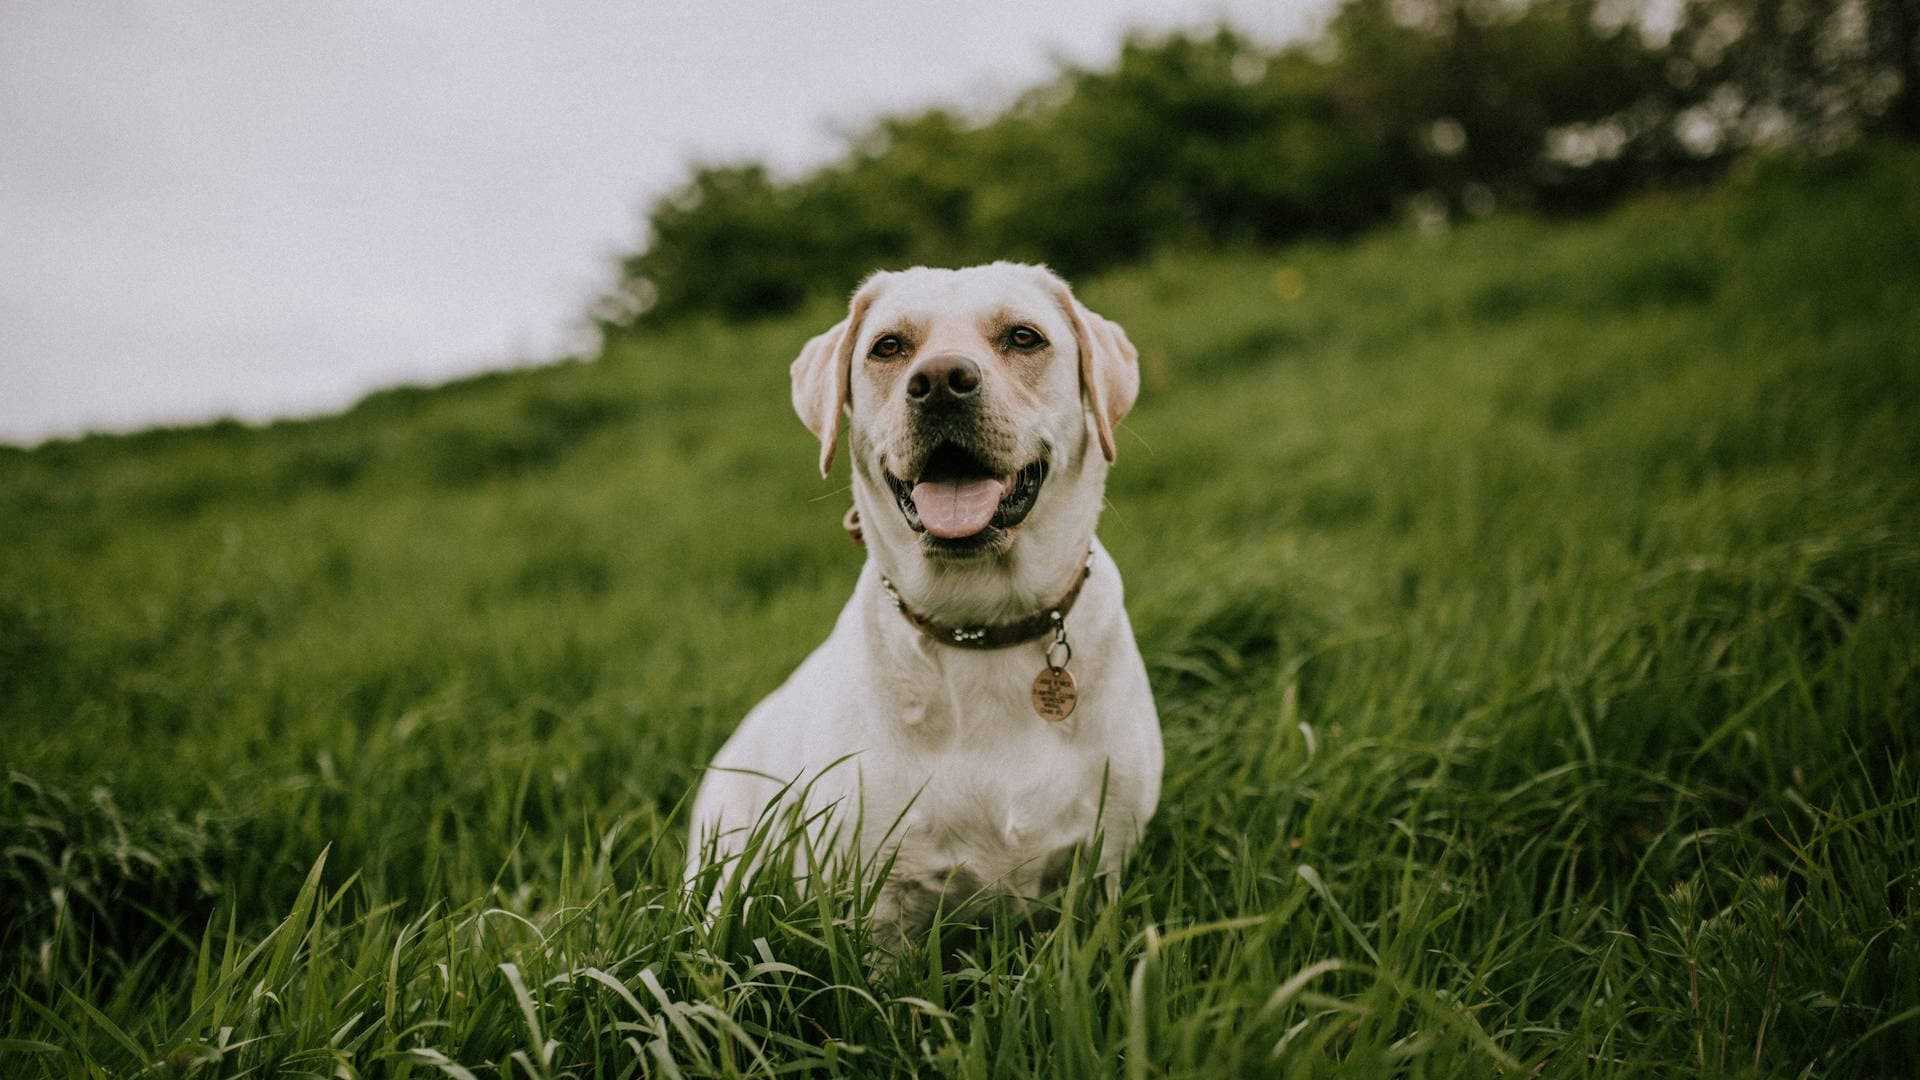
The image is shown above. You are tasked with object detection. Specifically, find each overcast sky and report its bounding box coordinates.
[0,1,1330,444]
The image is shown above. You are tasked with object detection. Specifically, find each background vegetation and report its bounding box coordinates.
[599,0,1920,326]
[3,137,1918,1075]
[7,0,1920,1073]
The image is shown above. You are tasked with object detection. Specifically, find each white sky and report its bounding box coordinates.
[0,0,1330,444]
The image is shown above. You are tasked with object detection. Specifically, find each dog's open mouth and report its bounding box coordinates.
[884,442,1047,546]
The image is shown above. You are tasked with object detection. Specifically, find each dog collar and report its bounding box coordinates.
[878,552,1093,651]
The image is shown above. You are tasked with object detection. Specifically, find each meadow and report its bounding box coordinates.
[3,146,1917,1077]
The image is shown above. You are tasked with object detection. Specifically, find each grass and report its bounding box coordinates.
[3,145,1918,1077]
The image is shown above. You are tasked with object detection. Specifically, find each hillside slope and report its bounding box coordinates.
[3,147,1918,1076]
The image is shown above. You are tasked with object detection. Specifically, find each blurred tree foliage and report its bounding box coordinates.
[600,0,1919,328]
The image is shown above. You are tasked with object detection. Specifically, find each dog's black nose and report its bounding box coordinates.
[905,353,981,404]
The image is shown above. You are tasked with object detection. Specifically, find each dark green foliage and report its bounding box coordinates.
[605,1,1919,327]
[274,441,371,493]
[425,390,638,486]
[511,549,615,599]
[1603,250,1721,309]
[1,149,1918,1076]
[0,601,63,705]
[0,773,224,978]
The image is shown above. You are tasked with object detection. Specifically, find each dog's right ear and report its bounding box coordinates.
[791,274,887,478]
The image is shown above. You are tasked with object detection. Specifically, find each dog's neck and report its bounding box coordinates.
[879,549,1092,648]
[865,534,1095,626]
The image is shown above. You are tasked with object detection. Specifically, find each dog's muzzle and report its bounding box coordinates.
[883,441,1048,549]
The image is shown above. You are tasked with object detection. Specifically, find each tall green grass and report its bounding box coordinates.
[3,146,1917,1077]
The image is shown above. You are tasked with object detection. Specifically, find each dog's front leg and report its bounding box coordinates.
[864,874,945,970]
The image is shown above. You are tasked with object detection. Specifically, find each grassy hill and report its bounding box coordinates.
[3,147,1918,1077]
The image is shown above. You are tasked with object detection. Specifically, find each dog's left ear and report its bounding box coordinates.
[1044,270,1140,463]
[791,273,888,478]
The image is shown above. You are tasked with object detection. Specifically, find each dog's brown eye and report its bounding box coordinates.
[869,334,905,359]
[1007,325,1046,351]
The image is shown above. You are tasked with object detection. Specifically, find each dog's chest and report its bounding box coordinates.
[891,738,1104,899]
[877,662,1117,896]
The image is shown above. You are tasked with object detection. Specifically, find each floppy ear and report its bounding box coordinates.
[790,276,885,477]
[1047,274,1140,463]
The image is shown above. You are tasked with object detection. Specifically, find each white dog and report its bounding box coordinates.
[687,262,1162,949]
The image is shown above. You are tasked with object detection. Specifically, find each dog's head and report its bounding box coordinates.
[790,262,1137,609]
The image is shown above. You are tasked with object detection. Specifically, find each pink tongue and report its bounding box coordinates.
[911,477,1006,539]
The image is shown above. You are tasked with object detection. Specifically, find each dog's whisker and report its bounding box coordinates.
[807,484,854,504]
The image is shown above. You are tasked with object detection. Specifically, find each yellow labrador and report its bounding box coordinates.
[688,262,1162,948]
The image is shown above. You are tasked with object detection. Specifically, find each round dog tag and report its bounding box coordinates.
[1031,665,1078,721]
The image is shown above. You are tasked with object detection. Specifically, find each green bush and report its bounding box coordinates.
[603,1,1919,327]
